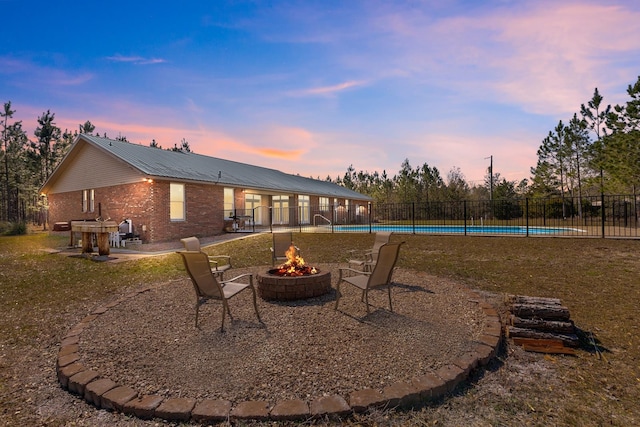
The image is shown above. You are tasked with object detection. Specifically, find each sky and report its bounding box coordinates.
[2,0,640,186]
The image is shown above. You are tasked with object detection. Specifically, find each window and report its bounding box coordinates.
[170,183,185,221]
[82,189,95,213]
[298,195,310,224]
[272,195,289,225]
[224,188,234,217]
[245,193,262,225]
[319,197,329,212]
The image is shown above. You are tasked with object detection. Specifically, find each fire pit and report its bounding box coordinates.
[257,245,331,301]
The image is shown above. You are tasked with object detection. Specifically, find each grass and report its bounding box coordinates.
[1,230,639,426]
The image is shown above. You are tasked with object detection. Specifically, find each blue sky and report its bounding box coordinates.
[3,1,640,185]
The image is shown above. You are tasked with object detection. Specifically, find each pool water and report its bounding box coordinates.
[332,225,584,235]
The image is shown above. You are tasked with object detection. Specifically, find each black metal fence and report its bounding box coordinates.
[226,194,640,239]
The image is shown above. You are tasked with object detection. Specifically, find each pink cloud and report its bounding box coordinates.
[368,2,640,114]
[254,147,306,159]
[0,56,93,88]
[485,3,640,114]
[291,80,367,96]
[106,54,167,65]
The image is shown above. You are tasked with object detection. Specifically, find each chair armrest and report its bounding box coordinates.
[338,267,371,280]
[339,267,371,274]
[221,273,254,285]
[348,248,372,259]
[208,255,232,269]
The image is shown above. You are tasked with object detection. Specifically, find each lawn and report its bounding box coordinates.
[0,231,638,426]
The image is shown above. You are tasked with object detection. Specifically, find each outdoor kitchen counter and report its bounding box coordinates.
[70,221,118,255]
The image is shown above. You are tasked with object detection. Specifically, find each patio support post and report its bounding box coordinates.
[251,208,256,233]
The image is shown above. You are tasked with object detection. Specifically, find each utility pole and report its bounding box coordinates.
[485,155,493,200]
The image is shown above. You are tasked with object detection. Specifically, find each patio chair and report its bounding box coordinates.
[270,232,300,266]
[348,232,392,272]
[335,242,404,314]
[180,236,232,279]
[177,250,261,331]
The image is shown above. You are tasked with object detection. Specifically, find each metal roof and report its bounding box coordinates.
[78,134,371,200]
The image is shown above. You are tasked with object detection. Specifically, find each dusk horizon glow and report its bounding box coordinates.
[3,1,639,186]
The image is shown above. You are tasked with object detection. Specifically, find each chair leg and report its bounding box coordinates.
[250,285,261,323]
[364,289,370,314]
[195,303,200,328]
[220,301,228,332]
[387,284,393,312]
[334,281,342,310]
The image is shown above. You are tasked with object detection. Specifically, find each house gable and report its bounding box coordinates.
[44,139,144,194]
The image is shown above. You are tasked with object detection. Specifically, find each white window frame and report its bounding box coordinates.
[272,195,289,225]
[245,193,262,225]
[318,197,329,212]
[82,189,95,213]
[170,182,185,221]
[224,188,235,217]
[298,195,310,224]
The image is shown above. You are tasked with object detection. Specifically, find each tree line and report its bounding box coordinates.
[329,160,525,205]
[332,75,640,206]
[2,74,638,226]
[530,75,640,199]
[0,105,91,227]
[0,105,192,227]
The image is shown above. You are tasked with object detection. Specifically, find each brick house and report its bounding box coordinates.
[40,134,372,243]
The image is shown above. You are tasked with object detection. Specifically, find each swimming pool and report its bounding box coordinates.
[331,225,585,235]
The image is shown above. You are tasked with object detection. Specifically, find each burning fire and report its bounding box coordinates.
[273,244,318,276]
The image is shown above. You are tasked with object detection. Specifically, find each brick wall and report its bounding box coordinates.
[48,181,225,243]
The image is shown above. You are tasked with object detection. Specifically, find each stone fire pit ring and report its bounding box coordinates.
[256,269,331,301]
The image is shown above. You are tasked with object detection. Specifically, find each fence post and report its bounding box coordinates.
[269,207,273,233]
[601,193,605,238]
[633,185,638,229]
[624,201,628,228]
[464,200,467,236]
[525,198,529,237]
[331,204,335,233]
[368,202,372,234]
[412,202,416,234]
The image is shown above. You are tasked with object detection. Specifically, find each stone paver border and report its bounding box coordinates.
[56,284,502,423]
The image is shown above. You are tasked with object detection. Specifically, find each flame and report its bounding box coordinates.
[273,244,318,276]
[285,245,303,265]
